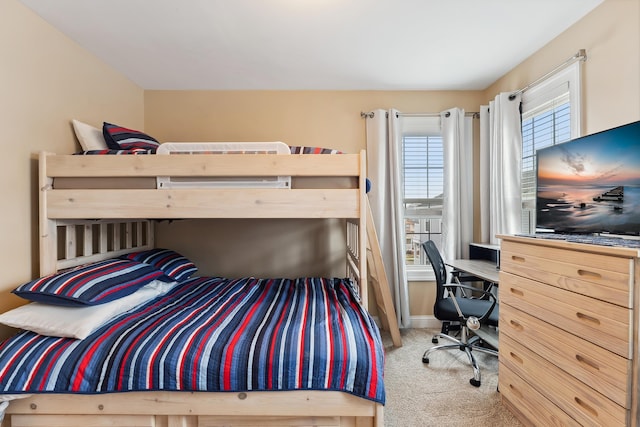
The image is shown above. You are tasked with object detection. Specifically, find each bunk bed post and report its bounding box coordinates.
[39,151,57,276]
[359,150,368,307]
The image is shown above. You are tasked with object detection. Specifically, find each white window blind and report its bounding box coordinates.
[400,116,443,280]
[520,63,581,233]
[403,135,443,214]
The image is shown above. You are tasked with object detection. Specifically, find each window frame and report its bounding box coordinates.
[520,62,582,234]
[400,116,443,281]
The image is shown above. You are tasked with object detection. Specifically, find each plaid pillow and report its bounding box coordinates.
[120,248,197,282]
[102,122,160,151]
[13,259,169,307]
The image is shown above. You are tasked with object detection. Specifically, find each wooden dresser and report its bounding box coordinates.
[497,235,639,427]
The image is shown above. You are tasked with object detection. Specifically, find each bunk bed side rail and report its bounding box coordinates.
[45,188,361,219]
[44,153,361,177]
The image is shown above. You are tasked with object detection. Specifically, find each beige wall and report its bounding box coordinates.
[145,90,484,154]
[0,0,144,336]
[486,0,640,134]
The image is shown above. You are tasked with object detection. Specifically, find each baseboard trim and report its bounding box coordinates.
[372,315,442,330]
[409,315,442,329]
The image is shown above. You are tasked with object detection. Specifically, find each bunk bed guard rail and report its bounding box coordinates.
[156,142,292,189]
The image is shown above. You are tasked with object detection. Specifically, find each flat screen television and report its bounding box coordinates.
[536,120,640,236]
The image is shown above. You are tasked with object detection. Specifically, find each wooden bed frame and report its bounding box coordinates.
[3,150,385,427]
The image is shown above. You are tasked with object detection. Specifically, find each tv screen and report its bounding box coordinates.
[536,120,640,236]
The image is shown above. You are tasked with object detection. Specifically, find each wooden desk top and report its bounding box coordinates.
[445,258,500,284]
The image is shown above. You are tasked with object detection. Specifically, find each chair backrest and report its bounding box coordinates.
[422,240,447,301]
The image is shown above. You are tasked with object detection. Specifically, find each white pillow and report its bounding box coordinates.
[72,119,108,151]
[0,279,177,339]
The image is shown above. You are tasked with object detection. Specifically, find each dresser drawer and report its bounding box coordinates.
[501,241,631,307]
[499,363,580,427]
[500,272,631,358]
[500,306,630,408]
[501,334,627,426]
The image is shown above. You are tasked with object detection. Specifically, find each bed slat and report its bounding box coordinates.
[99,223,108,254]
[82,224,92,257]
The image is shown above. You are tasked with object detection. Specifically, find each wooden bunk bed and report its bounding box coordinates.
[1,149,399,427]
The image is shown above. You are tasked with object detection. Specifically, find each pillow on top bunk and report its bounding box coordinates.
[0,279,178,339]
[120,248,197,282]
[12,259,170,307]
[102,122,160,151]
[72,119,109,151]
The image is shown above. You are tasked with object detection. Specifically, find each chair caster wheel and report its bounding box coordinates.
[432,337,438,344]
[470,378,481,387]
[422,356,430,364]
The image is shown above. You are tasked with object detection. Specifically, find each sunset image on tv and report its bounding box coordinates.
[536,120,640,235]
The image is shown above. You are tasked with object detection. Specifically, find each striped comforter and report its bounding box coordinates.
[0,277,385,403]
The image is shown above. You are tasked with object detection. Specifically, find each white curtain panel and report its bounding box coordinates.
[480,93,523,244]
[441,108,473,261]
[479,105,491,243]
[365,109,411,328]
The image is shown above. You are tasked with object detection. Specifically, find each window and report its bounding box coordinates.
[520,63,582,233]
[401,117,443,280]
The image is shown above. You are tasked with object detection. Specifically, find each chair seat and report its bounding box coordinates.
[434,297,499,326]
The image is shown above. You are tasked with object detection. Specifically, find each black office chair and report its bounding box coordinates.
[421,240,499,387]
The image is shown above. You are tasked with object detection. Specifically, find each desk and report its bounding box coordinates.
[445,258,499,284]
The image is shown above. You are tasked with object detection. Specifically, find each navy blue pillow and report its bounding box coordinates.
[102,122,160,151]
[13,259,169,307]
[120,248,197,282]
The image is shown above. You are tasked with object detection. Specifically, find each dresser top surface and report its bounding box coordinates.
[498,234,640,258]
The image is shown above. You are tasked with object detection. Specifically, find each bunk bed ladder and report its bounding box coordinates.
[366,200,402,347]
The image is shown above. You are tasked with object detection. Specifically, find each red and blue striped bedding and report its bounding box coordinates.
[0,276,385,403]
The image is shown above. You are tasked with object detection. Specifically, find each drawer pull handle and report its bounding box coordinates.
[577,269,602,280]
[509,320,524,331]
[508,383,523,399]
[575,354,600,371]
[509,352,524,364]
[509,288,524,297]
[511,255,525,263]
[576,312,601,325]
[574,397,598,417]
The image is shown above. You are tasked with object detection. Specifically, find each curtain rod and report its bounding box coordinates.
[362,50,586,118]
[509,48,587,100]
[360,111,479,119]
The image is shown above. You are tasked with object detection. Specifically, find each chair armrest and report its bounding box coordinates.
[451,273,496,295]
[442,283,497,323]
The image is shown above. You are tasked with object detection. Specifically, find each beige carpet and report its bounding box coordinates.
[381,328,522,427]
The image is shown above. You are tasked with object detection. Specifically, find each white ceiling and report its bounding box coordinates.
[19,0,604,90]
